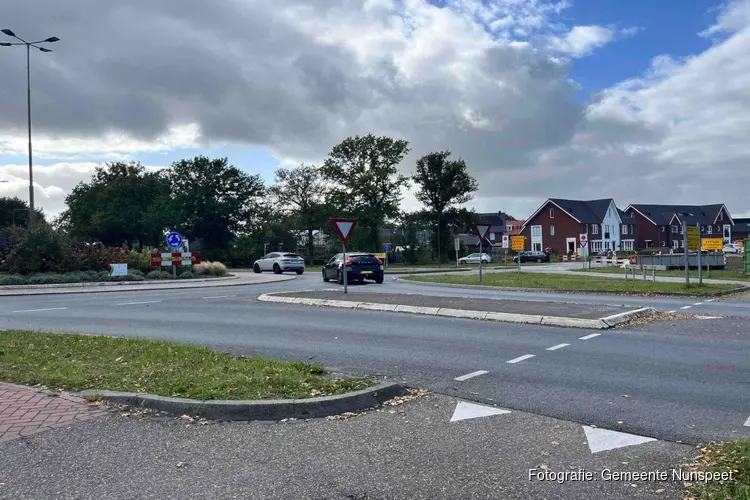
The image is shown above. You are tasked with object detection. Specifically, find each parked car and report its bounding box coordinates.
[458,253,492,265]
[253,252,305,274]
[512,250,550,263]
[322,252,384,284]
[723,243,742,254]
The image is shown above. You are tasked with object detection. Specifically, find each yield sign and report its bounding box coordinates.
[473,223,491,242]
[331,218,358,245]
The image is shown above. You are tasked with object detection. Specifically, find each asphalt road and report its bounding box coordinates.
[0,393,694,500]
[1,273,749,445]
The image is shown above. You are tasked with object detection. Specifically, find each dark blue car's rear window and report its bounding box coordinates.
[352,255,378,264]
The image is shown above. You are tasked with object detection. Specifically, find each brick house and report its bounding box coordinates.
[505,220,525,236]
[732,217,750,243]
[624,204,734,250]
[520,198,637,254]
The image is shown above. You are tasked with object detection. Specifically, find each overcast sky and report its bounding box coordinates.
[1,0,750,220]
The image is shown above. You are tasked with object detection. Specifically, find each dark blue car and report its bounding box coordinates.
[322,252,384,285]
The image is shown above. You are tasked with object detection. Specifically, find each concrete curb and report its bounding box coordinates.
[78,382,407,421]
[384,268,471,275]
[394,276,748,298]
[257,293,657,329]
[0,274,297,296]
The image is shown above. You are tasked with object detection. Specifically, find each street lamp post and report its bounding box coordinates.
[1,29,59,229]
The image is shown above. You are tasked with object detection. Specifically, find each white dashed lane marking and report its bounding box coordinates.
[116,300,161,306]
[680,306,692,310]
[693,302,703,306]
[11,307,67,313]
[507,354,535,364]
[453,370,489,382]
[666,310,676,313]
[202,295,236,300]
[545,343,570,351]
[579,333,601,340]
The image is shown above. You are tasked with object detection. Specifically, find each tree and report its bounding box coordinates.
[0,197,45,228]
[59,162,170,249]
[321,134,410,251]
[412,151,478,264]
[269,164,329,264]
[165,156,267,258]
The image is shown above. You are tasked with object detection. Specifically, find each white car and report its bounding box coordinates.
[723,244,742,254]
[458,253,492,264]
[253,252,305,274]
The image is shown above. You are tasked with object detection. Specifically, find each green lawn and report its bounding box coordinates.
[404,272,742,295]
[686,439,749,500]
[0,331,373,400]
[572,266,750,281]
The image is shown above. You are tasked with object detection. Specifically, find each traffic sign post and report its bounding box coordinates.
[696,224,702,284]
[473,224,491,284]
[383,243,391,270]
[511,236,525,272]
[166,232,183,277]
[454,237,460,267]
[331,218,357,294]
[579,233,588,268]
[683,222,689,284]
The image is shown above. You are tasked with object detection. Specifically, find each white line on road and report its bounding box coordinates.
[507,354,535,364]
[202,295,236,299]
[546,343,570,351]
[696,316,722,320]
[116,300,161,306]
[11,307,67,313]
[680,305,692,310]
[666,310,676,314]
[453,370,489,381]
[693,302,703,306]
[579,333,601,340]
[706,299,716,302]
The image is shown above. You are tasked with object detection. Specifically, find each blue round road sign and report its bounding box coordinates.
[166,232,183,249]
[384,243,392,251]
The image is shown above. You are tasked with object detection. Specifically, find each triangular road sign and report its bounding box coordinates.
[473,223,492,241]
[331,218,358,245]
[582,425,656,454]
[450,401,511,422]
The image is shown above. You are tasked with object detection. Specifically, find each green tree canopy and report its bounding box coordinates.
[321,134,410,251]
[0,197,45,229]
[165,156,267,254]
[269,164,329,263]
[59,162,169,248]
[412,151,478,262]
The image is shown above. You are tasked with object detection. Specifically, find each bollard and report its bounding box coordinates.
[652,267,656,281]
[642,267,646,281]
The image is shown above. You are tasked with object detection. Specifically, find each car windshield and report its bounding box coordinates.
[283,254,301,258]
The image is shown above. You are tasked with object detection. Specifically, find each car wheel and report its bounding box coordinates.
[322,270,329,282]
[375,277,384,284]
[536,258,542,263]
[253,264,261,274]
[337,270,343,285]
[273,263,282,274]
[296,269,304,275]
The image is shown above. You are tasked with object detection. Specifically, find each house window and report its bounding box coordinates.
[622,240,634,251]
[604,225,610,239]
[591,240,602,251]
[645,240,653,248]
[671,225,678,233]
[673,240,679,249]
[707,226,712,234]
[550,207,554,218]
[621,225,628,235]
[592,225,599,235]
[531,226,541,237]
[719,212,723,221]
[700,226,704,232]
[660,241,665,247]
[661,226,665,232]
[550,225,555,236]
[608,207,612,217]
[490,232,496,241]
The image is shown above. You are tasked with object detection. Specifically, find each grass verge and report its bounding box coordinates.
[404,272,742,296]
[572,267,750,282]
[0,331,373,400]
[685,439,749,500]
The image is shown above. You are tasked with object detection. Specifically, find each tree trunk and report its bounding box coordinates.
[307,227,314,265]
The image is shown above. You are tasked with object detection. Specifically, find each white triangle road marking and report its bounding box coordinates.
[450,401,511,422]
[744,415,750,427]
[335,221,354,238]
[582,425,656,454]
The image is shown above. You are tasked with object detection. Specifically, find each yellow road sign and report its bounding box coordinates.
[511,235,525,251]
[374,253,386,260]
[687,226,699,251]
[701,237,723,251]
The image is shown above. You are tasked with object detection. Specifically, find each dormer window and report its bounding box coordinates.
[719,211,724,221]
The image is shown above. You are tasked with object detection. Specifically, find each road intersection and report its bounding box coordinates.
[1,270,749,448]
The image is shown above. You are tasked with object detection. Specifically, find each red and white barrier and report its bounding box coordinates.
[151,251,202,267]
[558,254,581,261]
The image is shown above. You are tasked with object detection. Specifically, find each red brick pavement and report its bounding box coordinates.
[0,382,106,444]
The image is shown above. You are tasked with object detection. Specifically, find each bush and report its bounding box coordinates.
[125,250,154,273]
[104,274,144,282]
[128,269,145,278]
[193,261,228,277]
[178,270,195,279]
[146,270,173,280]
[27,273,67,285]
[0,274,28,286]
[6,226,70,274]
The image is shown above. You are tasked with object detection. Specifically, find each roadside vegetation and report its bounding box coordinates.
[685,439,749,499]
[0,331,373,400]
[404,272,742,295]
[572,266,749,282]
